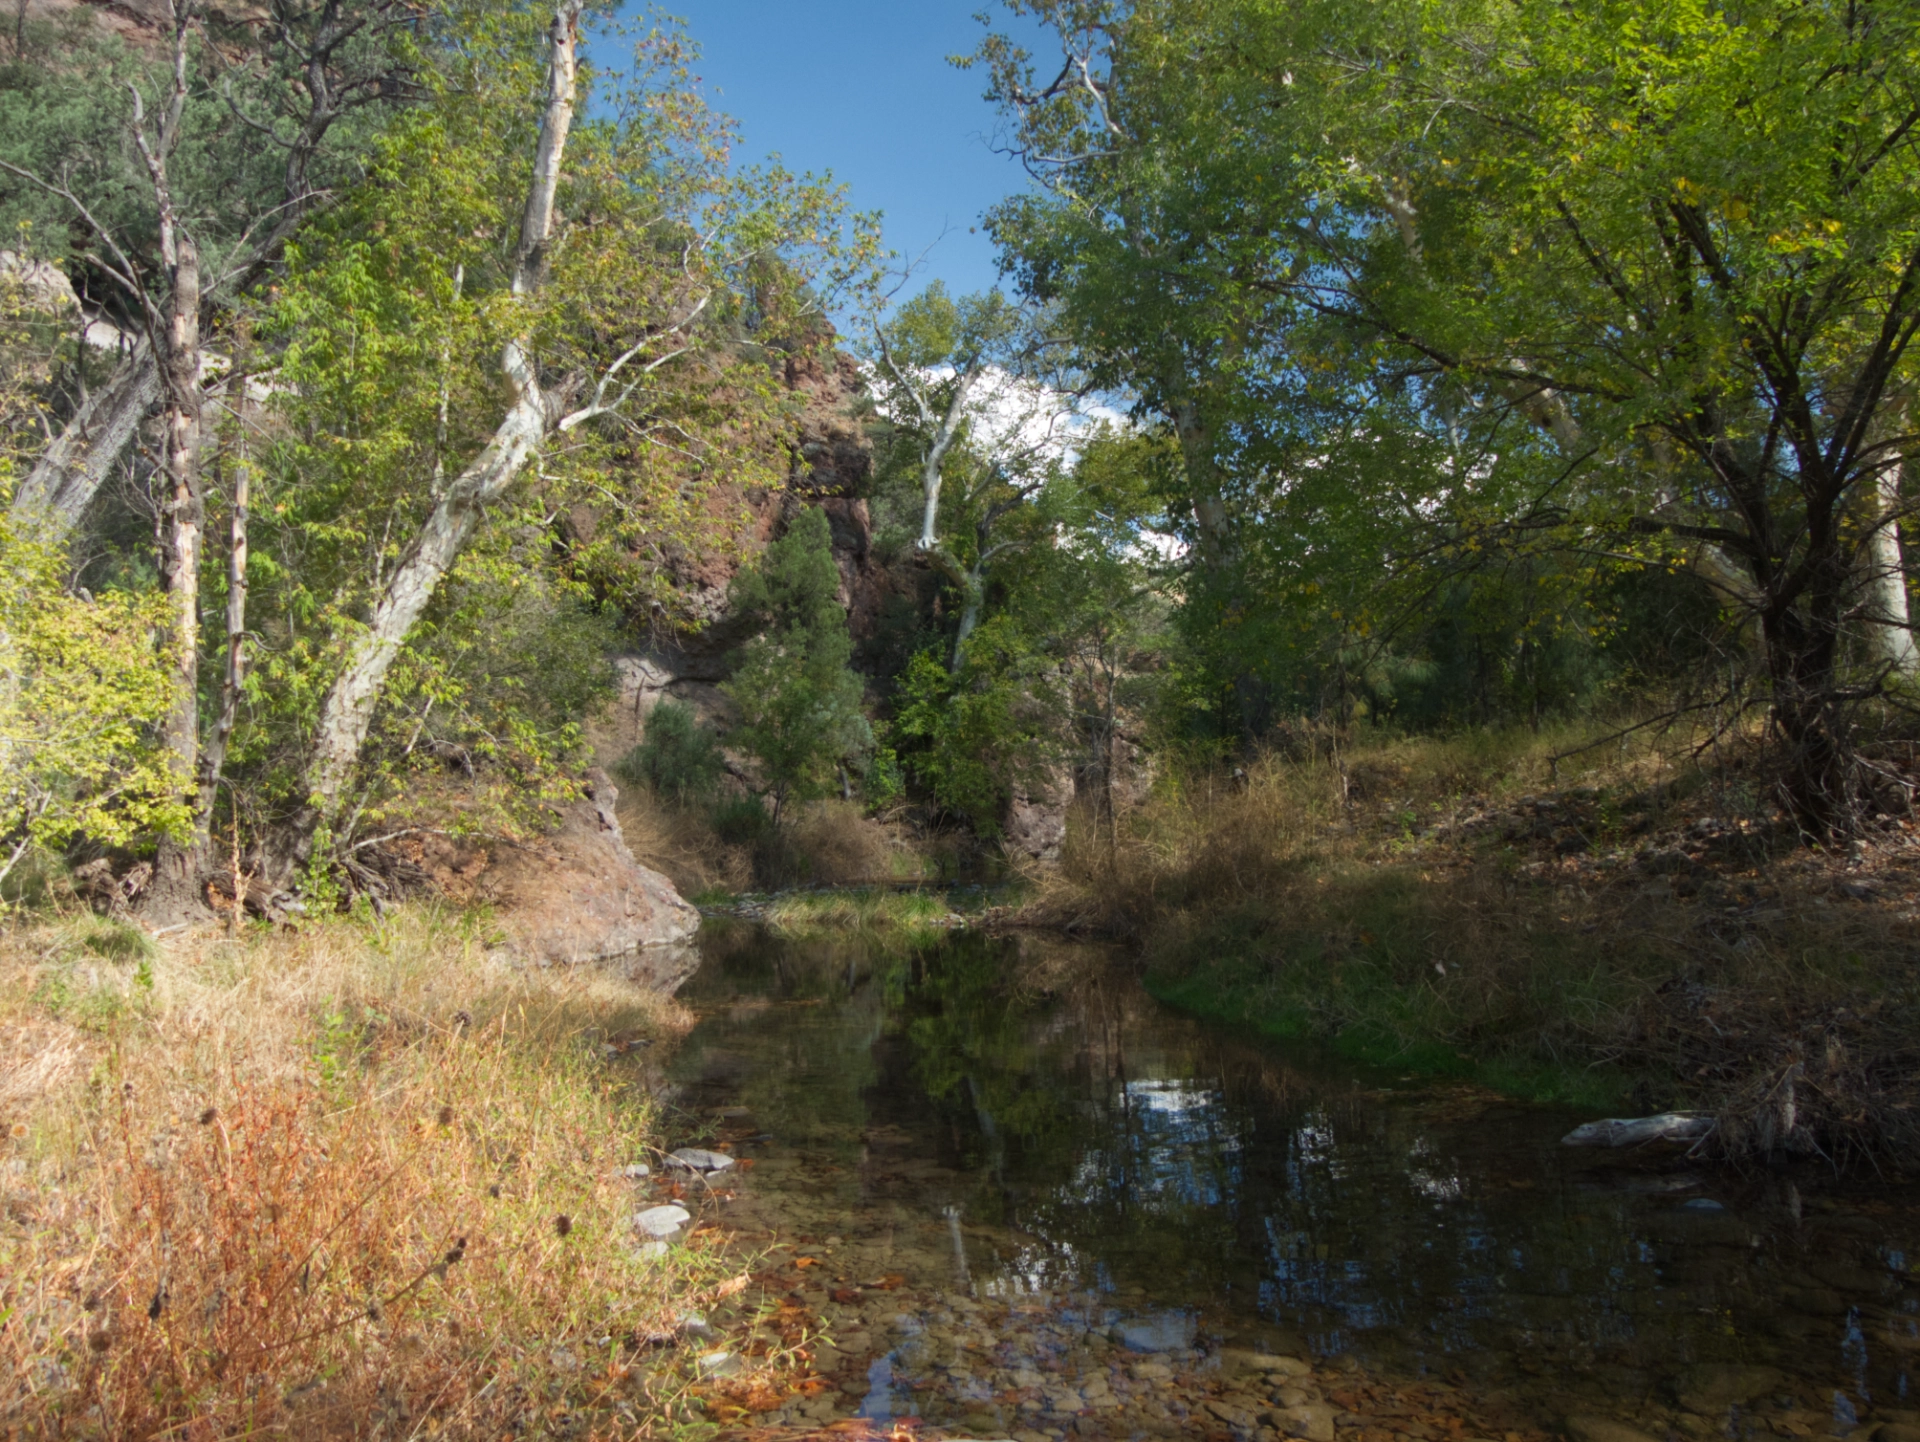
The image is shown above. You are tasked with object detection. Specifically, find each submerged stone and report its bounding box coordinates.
[631,1204,691,1237]
[666,1147,735,1172]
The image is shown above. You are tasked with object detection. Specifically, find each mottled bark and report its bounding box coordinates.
[293,0,583,843]
[138,0,214,920]
[1866,452,1918,679]
[197,441,250,832]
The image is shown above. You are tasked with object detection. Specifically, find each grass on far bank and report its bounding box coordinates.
[0,905,781,1440]
[761,888,959,942]
[1025,718,1920,1163]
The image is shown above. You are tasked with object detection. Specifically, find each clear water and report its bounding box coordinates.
[655,920,1920,1432]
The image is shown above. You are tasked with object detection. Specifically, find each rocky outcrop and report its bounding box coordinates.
[468,771,702,990]
[1005,765,1074,864]
[590,333,901,759]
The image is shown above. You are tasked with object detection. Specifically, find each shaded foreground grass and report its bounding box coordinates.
[0,908,775,1439]
[1022,722,1920,1164]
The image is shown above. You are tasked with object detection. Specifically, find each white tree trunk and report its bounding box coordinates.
[11,343,158,538]
[197,437,249,834]
[301,349,549,817]
[297,0,582,835]
[1868,453,1919,678]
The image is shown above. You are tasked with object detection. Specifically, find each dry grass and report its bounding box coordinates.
[777,803,922,888]
[621,788,929,898]
[618,787,755,898]
[1017,720,1920,1160]
[0,906,773,1439]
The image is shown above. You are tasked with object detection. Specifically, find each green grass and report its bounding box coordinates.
[762,888,955,941]
[1145,965,1636,1111]
[1138,862,1655,1113]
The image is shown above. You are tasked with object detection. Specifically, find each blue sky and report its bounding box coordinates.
[629,2,1044,303]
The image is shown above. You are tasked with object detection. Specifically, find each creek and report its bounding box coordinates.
[646,918,1920,1440]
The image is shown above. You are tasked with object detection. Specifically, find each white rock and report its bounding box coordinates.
[698,1350,740,1377]
[630,1204,691,1238]
[666,1147,735,1172]
[617,1163,651,1180]
[1561,1113,1715,1147]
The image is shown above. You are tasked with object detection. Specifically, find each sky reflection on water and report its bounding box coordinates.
[665,923,1920,1412]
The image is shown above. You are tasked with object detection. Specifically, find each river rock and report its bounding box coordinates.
[1567,1416,1664,1442]
[1878,1426,1920,1442]
[666,1147,735,1173]
[481,770,701,975]
[1208,1398,1260,1429]
[1223,1349,1313,1379]
[1672,1364,1784,1413]
[630,1204,691,1238]
[1268,1402,1338,1442]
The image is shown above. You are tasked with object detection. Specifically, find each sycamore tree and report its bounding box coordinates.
[893,427,1169,835]
[255,0,877,879]
[866,282,1108,666]
[0,277,184,895]
[979,0,1920,837]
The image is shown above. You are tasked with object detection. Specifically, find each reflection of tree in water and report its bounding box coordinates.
[672,925,1920,1402]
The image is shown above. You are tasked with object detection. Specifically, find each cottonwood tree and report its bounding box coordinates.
[980,0,1920,837]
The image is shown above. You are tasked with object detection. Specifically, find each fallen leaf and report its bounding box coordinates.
[713,1272,751,1299]
[794,1257,819,1268]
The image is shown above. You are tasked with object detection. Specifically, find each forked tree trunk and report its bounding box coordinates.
[290,0,583,856]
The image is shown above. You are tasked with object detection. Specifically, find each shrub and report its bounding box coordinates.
[616,699,723,807]
[712,793,773,847]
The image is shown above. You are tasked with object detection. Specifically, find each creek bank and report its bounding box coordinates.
[1018,736,1920,1168]
[360,768,702,986]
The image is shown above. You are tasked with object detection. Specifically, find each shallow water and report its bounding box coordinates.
[653,920,1920,1435]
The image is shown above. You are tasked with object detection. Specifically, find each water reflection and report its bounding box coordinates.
[664,922,1920,1418]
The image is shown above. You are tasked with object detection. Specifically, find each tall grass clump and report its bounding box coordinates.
[0,908,753,1439]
